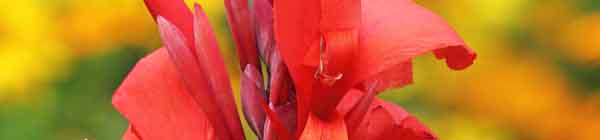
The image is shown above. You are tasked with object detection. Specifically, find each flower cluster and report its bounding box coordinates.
[112,0,476,140]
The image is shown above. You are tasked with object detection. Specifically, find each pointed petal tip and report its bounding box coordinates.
[243,64,264,87]
[192,3,205,15]
[156,16,187,50]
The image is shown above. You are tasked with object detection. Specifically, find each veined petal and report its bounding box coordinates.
[350,98,436,140]
[225,0,260,69]
[354,0,476,92]
[241,65,267,138]
[143,0,196,53]
[157,16,239,140]
[113,48,215,140]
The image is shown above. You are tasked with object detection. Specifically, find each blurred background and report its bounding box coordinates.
[0,0,598,140]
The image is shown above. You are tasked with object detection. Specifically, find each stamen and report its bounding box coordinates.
[314,35,343,86]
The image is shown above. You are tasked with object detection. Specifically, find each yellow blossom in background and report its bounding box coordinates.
[57,0,158,55]
[419,0,529,35]
[461,55,578,139]
[431,114,514,140]
[559,13,600,62]
[409,1,600,140]
[529,0,576,36]
[0,0,71,103]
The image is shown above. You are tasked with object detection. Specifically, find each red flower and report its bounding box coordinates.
[112,0,476,140]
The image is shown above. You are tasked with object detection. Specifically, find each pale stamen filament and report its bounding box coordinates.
[314,35,343,86]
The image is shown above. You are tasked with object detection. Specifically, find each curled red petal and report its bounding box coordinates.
[143,0,196,54]
[350,98,437,140]
[241,65,268,138]
[112,48,215,140]
[353,0,476,91]
[156,16,239,140]
[225,0,260,69]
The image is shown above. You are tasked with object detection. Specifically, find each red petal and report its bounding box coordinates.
[272,101,298,133]
[268,52,294,106]
[263,102,293,140]
[337,87,377,133]
[253,0,294,107]
[241,65,268,138]
[362,61,413,93]
[113,48,215,140]
[264,60,298,140]
[313,0,362,117]
[156,16,240,140]
[143,0,196,54]
[350,98,436,140]
[354,0,476,91]
[274,0,360,131]
[274,0,321,134]
[253,0,276,63]
[298,112,348,140]
[263,101,298,140]
[192,5,246,140]
[225,0,260,69]
[308,29,360,117]
[320,0,361,30]
[122,125,141,140]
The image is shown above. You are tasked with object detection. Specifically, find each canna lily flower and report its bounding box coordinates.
[112,0,476,140]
